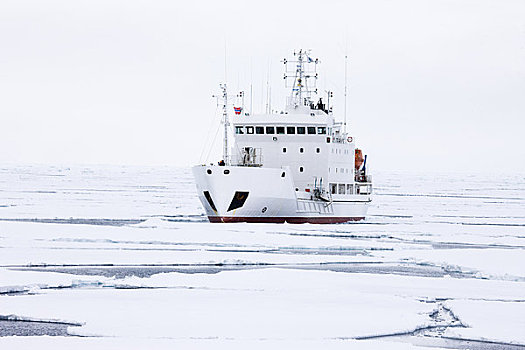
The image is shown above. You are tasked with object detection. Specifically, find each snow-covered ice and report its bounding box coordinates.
[0,165,524,349]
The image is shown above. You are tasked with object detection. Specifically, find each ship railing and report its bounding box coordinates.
[355,183,372,195]
[355,173,372,182]
[354,174,372,195]
[236,147,263,167]
[330,135,354,144]
[331,136,345,144]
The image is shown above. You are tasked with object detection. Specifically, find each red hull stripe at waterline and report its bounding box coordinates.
[208,216,365,224]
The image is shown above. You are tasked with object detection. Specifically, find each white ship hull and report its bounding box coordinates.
[193,165,370,224]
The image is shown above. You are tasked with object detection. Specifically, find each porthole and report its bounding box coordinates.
[316,148,320,153]
[299,148,304,153]
[261,206,268,213]
[281,172,285,177]
[299,167,304,172]
[224,169,230,175]
[206,169,212,175]
[282,147,287,153]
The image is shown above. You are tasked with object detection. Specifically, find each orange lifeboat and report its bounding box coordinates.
[355,149,364,170]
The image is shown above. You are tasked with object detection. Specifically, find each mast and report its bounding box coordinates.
[220,83,230,165]
[297,50,304,102]
[283,49,319,109]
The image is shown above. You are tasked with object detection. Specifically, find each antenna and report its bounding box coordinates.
[250,59,253,115]
[224,41,228,82]
[250,83,253,115]
[344,54,348,133]
[265,61,270,113]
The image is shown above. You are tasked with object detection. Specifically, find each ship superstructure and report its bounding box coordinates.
[193,50,372,223]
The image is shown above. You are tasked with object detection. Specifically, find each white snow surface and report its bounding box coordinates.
[0,165,524,349]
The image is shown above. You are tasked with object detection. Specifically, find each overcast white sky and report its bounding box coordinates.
[1,0,524,172]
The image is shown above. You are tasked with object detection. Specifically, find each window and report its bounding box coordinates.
[347,184,353,194]
[299,148,304,153]
[266,126,275,134]
[316,148,320,153]
[338,184,345,194]
[307,126,316,134]
[286,126,295,134]
[276,126,285,134]
[256,126,264,134]
[282,147,287,153]
[235,126,244,134]
[299,167,304,172]
[297,126,306,134]
[246,126,254,134]
[317,127,326,134]
[330,183,337,194]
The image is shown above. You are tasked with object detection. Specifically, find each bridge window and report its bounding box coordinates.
[286,126,295,134]
[330,183,337,194]
[246,126,254,134]
[266,126,275,134]
[256,126,264,134]
[317,127,326,134]
[307,126,316,134]
[276,126,285,134]
[347,184,353,194]
[235,126,244,134]
[297,126,305,134]
[338,184,345,194]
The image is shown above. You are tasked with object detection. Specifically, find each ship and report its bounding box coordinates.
[192,50,372,223]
